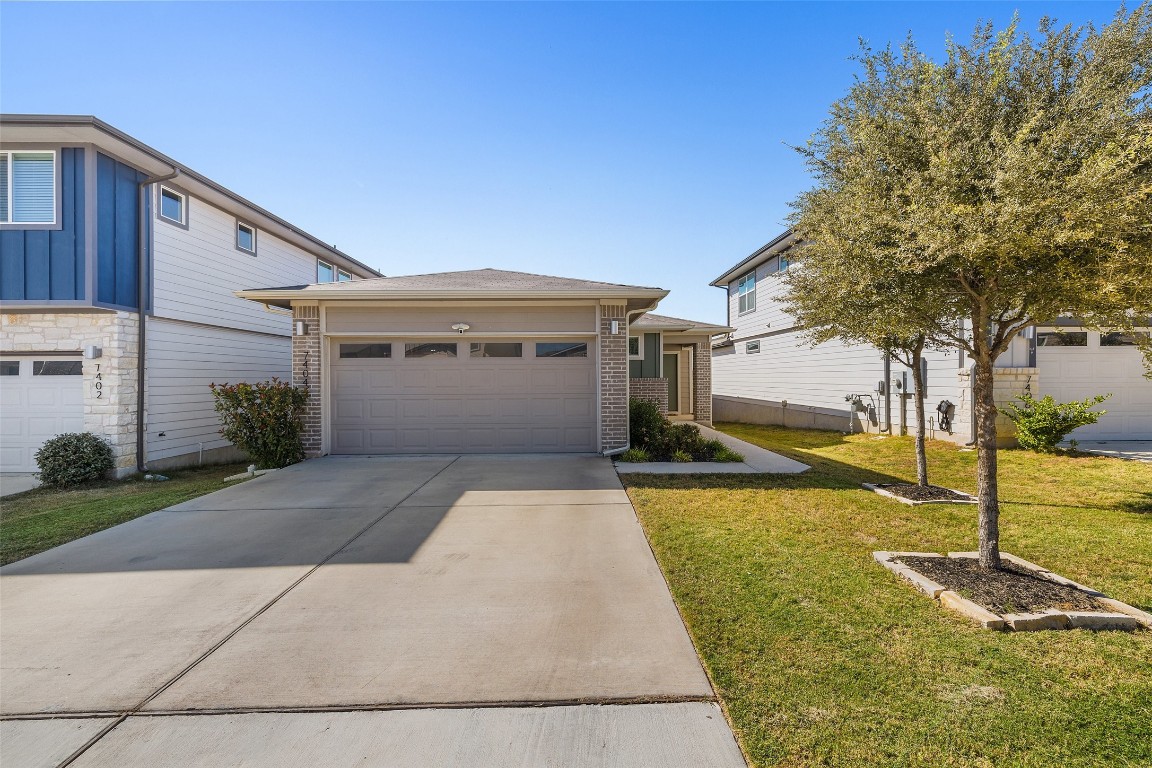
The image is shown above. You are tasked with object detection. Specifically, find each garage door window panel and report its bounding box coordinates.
[340,343,392,359]
[470,342,522,358]
[536,342,587,358]
[1101,332,1149,347]
[0,361,18,376]
[33,360,83,376]
[405,342,458,358]
[1037,331,1087,347]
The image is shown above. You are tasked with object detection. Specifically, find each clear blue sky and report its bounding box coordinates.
[0,2,1121,324]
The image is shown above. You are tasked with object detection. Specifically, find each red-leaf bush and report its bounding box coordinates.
[209,379,309,468]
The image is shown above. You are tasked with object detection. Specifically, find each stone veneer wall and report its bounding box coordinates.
[1,311,140,477]
[291,304,324,458]
[599,303,629,452]
[953,367,1038,448]
[630,377,669,415]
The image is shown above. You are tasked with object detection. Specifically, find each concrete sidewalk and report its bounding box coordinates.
[615,423,810,474]
[0,454,745,767]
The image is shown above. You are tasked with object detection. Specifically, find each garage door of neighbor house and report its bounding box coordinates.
[330,339,596,453]
[0,357,85,472]
[1036,331,1152,440]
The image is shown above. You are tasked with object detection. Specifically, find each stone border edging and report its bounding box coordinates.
[862,484,977,506]
[873,551,1151,631]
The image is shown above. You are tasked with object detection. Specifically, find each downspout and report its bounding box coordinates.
[880,353,892,433]
[136,169,178,473]
[601,300,661,457]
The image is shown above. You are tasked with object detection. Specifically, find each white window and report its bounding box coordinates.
[236,221,256,254]
[317,260,335,283]
[737,272,756,314]
[338,269,352,282]
[0,150,56,224]
[628,336,643,359]
[745,340,761,354]
[778,254,791,272]
[159,186,186,225]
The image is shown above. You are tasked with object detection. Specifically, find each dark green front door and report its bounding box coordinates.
[663,353,679,412]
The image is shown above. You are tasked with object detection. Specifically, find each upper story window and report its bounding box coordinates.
[318,260,354,283]
[778,254,791,272]
[236,221,256,254]
[158,186,187,226]
[0,150,56,224]
[737,272,756,314]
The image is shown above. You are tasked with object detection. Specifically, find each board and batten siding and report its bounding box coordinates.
[151,190,316,336]
[145,318,291,462]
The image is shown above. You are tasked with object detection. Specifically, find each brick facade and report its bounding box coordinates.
[599,303,629,452]
[692,340,712,426]
[630,377,669,415]
[291,304,324,458]
[1,311,140,477]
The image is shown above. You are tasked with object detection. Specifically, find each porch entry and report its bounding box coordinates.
[663,348,693,416]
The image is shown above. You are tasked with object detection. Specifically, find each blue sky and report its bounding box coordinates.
[0,2,1121,323]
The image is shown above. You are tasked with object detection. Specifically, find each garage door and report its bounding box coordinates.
[1036,330,1152,440]
[331,339,596,453]
[0,358,85,472]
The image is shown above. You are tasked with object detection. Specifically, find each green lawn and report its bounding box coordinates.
[0,464,248,565]
[623,424,1152,768]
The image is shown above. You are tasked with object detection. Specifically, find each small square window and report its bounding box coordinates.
[340,343,391,358]
[0,361,19,376]
[159,186,186,225]
[338,270,352,282]
[536,342,587,358]
[317,261,335,283]
[628,336,643,359]
[470,342,522,358]
[745,340,761,354]
[405,342,457,358]
[236,222,256,254]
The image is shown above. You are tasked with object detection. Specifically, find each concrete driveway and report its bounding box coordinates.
[0,455,745,767]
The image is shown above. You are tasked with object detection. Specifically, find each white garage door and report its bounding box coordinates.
[1036,330,1152,440]
[331,339,596,453]
[0,358,85,472]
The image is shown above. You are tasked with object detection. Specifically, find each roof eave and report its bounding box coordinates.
[236,287,670,309]
[710,229,797,287]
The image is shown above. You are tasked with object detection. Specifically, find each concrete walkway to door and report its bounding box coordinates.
[0,455,746,767]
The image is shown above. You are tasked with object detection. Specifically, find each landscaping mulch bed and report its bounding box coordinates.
[875,484,972,502]
[897,555,1108,615]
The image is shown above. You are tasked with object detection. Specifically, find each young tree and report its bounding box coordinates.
[788,7,1152,569]
[784,259,941,486]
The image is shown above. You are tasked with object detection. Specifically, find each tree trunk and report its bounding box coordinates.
[911,349,928,486]
[972,352,1002,570]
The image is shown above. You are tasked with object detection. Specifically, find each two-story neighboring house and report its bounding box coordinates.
[0,115,379,476]
[710,230,1152,445]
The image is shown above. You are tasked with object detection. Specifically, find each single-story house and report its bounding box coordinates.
[238,269,730,455]
[710,230,1152,444]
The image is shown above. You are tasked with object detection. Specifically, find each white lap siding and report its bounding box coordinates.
[145,319,290,463]
[151,189,314,336]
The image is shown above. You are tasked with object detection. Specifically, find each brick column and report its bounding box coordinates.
[693,341,713,426]
[292,304,323,458]
[599,303,628,452]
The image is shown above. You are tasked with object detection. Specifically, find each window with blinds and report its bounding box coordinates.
[0,151,56,224]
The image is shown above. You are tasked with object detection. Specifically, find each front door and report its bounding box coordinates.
[663,353,679,414]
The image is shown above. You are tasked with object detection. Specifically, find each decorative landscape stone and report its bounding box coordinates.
[874,551,1151,631]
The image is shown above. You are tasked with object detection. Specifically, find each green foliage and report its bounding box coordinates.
[618,448,650,463]
[1003,392,1111,453]
[34,432,114,488]
[210,379,310,468]
[628,398,742,462]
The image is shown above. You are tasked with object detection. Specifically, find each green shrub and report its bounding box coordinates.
[670,450,693,463]
[618,448,650,463]
[1003,392,1111,452]
[712,447,746,463]
[35,432,114,487]
[210,379,310,468]
[629,398,667,451]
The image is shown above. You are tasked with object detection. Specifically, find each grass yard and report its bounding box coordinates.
[623,424,1152,768]
[0,464,248,565]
